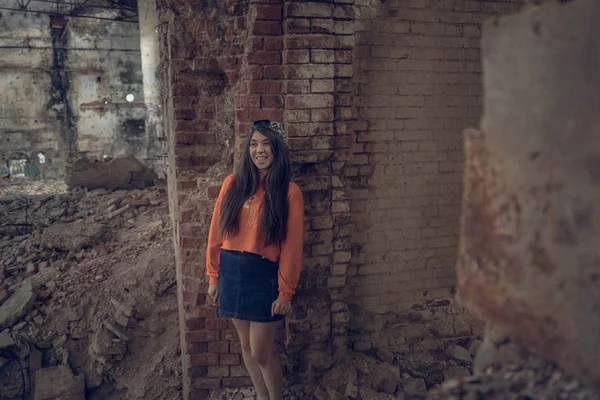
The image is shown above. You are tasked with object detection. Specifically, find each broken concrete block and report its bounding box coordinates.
[468,339,483,357]
[0,282,35,329]
[376,347,395,364]
[66,155,157,191]
[401,377,426,394]
[443,365,470,381]
[40,221,106,252]
[458,0,600,390]
[34,365,84,400]
[446,345,472,365]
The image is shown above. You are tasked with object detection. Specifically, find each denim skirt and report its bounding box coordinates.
[218,249,284,322]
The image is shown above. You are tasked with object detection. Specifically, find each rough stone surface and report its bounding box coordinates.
[34,365,84,400]
[403,377,427,394]
[0,282,35,329]
[446,345,472,365]
[0,330,15,349]
[457,0,600,390]
[66,156,157,190]
[0,181,181,400]
[40,221,107,252]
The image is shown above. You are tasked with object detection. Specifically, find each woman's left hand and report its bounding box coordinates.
[271,298,292,316]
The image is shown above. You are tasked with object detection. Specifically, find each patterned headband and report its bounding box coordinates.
[251,119,285,141]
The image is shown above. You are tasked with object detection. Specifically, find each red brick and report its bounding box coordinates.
[311,109,334,122]
[230,365,250,377]
[333,4,354,19]
[249,80,282,94]
[256,5,282,21]
[247,51,281,65]
[284,50,310,64]
[221,330,239,341]
[285,109,311,123]
[285,3,332,18]
[311,49,334,63]
[285,35,335,50]
[284,18,310,34]
[249,109,283,122]
[252,37,263,51]
[191,377,221,389]
[236,109,250,123]
[174,108,196,120]
[189,390,210,400]
[287,137,312,151]
[183,291,206,305]
[185,318,206,331]
[287,123,333,137]
[185,306,217,319]
[284,80,310,94]
[261,95,283,109]
[207,365,230,378]
[189,366,208,378]
[187,342,208,355]
[263,66,284,79]
[252,21,282,36]
[186,330,220,343]
[188,353,219,366]
[264,37,283,51]
[230,342,242,353]
[285,94,333,109]
[248,66,263,80]
[219,353,240,365]
[285,65,334,79]
[222,377,254,388]
[206,318,229,330]
[208,341,230,353]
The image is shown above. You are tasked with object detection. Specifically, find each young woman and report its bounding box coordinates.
[205,120,304,400]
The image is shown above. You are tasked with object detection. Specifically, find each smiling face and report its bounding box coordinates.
[249,130,274,176]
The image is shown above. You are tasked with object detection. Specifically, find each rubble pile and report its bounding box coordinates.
[0,180,181,400]
[213,346,595,400]
[427,354,594,400]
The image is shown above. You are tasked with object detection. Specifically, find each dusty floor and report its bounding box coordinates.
[0,179,597,400]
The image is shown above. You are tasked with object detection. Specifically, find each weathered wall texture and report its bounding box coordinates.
[158,0,355,398]
[0,6,164,178]
[348,0,522,364]
[458,0,600,390]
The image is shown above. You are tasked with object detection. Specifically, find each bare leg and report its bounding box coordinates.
[232,319,269,398]
[250,321,282,400]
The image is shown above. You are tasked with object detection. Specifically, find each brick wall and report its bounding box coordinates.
[156,1,250,398]
[156,0,356,398]
[281,0,355,380]
[348,0,522,355]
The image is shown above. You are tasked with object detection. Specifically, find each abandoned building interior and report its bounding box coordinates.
[1,0,598,399]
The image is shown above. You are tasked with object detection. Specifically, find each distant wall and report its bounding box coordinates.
[0,8,165,179]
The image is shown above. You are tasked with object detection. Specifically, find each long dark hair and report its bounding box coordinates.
[219,121,291,246]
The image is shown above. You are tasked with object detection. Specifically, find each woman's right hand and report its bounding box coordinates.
[207,283,219,306]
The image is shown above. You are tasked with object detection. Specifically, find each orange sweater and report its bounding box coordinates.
[206,174,304,300]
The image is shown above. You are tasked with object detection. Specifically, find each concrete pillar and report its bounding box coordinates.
[457,0,600,390]
[137,0,165,178]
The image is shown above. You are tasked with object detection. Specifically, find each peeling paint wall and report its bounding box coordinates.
[0,6,165,179]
